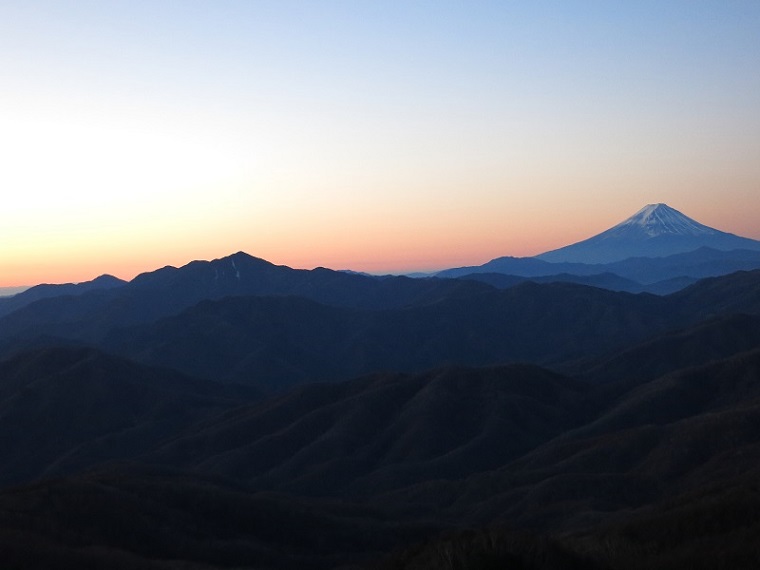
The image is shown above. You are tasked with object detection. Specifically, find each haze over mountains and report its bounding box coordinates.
[539,203,760,263]
[439,203,760,293]
[1,203,760,568]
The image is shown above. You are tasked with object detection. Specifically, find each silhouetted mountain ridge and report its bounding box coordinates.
[0,252,493,348]
[0,274,126,319]
[440,246,760,289]
[98,269,760,391]
[1,248,760,568]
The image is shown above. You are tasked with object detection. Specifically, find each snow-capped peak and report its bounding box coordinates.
[535,202,760,263]
[611,203,717,237]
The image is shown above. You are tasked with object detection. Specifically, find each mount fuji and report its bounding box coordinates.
[536,203,760,264]
[437,203,760,288]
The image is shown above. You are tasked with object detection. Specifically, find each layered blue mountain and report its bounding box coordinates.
[439,203,760,288]
[538,203,760,263]
[1,219,760,568]
[0,274,126,319]
[0,252,492,346]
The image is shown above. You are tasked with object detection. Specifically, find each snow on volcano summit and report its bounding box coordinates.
[536,203,760,264]
[609,203,719,238]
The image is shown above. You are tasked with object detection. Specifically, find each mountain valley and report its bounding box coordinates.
[1,204,760,568]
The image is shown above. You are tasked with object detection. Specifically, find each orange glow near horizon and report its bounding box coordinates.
[4,197,759,288]
[0,191,760,287]
[1,3,759,287]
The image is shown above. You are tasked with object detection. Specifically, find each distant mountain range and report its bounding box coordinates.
[1,203,760,568]
[3,315,760,567]
[439,203,760,290]
[2,249,760,392]
[538,202,760,263]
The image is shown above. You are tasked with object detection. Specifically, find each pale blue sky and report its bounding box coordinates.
[1,1,759,284]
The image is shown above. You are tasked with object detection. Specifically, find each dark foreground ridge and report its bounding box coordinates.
[1,340,760,568]
[0,248,759,568]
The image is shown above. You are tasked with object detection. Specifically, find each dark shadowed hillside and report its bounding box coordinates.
[3,268,760,396]
[373,527,606,570]
[670,268,760,316]
[0,252,493,348]
[146,364,588,496]
[102,283,677,390]
[0,274,126,319]
[588,476,760,570]
[0,347,258,486]
[378,347,760,535]
[580,313,760,386]
[2,343,760,569]
[0,467,433,570]
[441,246,760,287]
[455,271,647,293]
[1,264,759,569]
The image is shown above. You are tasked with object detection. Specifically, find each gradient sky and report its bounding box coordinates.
[2,1,759,286]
